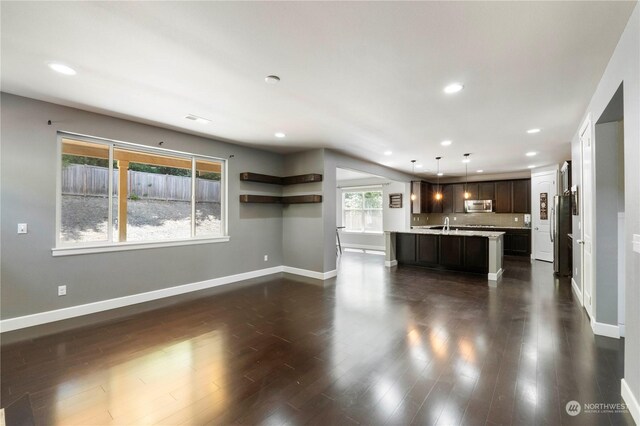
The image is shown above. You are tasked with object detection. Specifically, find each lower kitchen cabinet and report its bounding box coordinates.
[417,234,439,264]
[439,236,464,268]
[464,236,489,272]
[396,233,416,263]
[504,229,531,256]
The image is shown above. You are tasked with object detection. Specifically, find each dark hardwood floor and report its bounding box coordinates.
[1,252,633,425]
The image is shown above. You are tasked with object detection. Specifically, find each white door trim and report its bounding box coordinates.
[580,114,594,318]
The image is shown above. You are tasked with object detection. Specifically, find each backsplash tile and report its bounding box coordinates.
[412,213,528,228]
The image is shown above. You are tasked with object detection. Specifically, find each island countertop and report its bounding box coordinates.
[385,228,505,239]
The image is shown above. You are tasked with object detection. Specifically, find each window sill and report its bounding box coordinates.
[51,236,230,257]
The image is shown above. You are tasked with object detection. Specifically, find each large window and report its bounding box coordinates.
[342,189,383,232]
[58,134,226,250]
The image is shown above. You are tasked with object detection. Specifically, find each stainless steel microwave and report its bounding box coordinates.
[464,200,493,213]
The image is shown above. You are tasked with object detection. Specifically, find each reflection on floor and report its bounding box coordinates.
[1,252,633,425]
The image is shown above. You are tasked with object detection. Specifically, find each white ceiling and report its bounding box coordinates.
[1,2,635,177]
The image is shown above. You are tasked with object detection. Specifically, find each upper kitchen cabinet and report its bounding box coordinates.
[512,179,531,213]
[478,182,495,200]
[465,183,479,201]
[495,180,513,213]
[441,185,454,213]
[453,184,466,213]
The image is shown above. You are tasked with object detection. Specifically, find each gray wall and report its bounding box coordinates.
[282,149,325,272]
[594,121,623,325]
[570,4,640,411]
[1,93,284,319]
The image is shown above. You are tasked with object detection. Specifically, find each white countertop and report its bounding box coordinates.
[411,225,530,230]
[386,228,505,239]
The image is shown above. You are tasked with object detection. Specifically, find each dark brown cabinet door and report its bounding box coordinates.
[509,232,531,255]
[420,182,431,214]
[479,182,495,200]
[463,236,488,272]
[417,234,439,264]
[441,185,454,213]
[453,184,466,213]
[465,183,479,200]
[429,184,443,213]
[396,233,416,263]
[512,179,531,213]
[495,181,513,213]
[439,236,463,268]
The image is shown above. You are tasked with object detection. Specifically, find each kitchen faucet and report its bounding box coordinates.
[443,217,450,233]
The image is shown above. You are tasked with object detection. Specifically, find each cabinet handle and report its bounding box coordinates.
[577,240,585,245]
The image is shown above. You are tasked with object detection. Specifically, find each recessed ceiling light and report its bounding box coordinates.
[185,114,211,124]
[437,172,444,177]
[48,62,76,75]
[274,132,286,138]
[416,164,423,168]
[384,150,392,156]
[527,128,541,134]
[265,75,281,84]
[528,165,536,169]
[444,83,464,94]
[477,170,484,173]
[441,140,452,146]
[526,151,537,157]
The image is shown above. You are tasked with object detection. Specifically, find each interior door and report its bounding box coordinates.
[532,171,557,262]
[581,118,594,318]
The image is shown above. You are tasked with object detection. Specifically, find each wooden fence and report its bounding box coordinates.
[62,164,220,202]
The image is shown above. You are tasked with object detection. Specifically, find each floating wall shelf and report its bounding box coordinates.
[240,172,323,204]
[239,194,323,204]
[240,172,323,185]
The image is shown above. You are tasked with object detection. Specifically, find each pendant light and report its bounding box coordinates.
[463,153,471,199]
[435,157,443,201]
[410,160,417,201]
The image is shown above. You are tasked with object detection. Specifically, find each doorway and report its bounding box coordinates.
[532,170,557,262]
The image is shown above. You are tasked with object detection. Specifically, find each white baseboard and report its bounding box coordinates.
[622,378,640,424]
[342,243,386,251]
[282,266,337,280]
[591,319,620,339]
[488,268,503,281]
[571,278,583,306]
[384,260,398,267]
[1,264,338,333]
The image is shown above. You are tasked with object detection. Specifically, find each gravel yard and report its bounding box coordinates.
[61,195,221,243]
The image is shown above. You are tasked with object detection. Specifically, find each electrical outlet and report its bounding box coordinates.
[453,217,457,221]
[515,217,519,222]
[264,255,268,262]
[58,285,67,296]
[17,223,27,234]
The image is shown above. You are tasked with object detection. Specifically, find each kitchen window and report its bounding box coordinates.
[55,133,227,255]
[342,189,383,233]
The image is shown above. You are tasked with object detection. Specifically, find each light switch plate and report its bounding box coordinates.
[58,285,67,296]
[17,223,27,234]
[633,234,640,254]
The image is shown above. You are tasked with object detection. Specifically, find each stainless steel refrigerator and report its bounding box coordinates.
[552,195,572,276]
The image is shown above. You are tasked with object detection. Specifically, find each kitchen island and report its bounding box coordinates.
[384,228,504,281]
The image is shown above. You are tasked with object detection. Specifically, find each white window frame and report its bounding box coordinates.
[53,131,229,256]
[341,187,383,234]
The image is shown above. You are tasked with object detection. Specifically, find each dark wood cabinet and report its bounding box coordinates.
[479,182,495,200]
[396,233,416,263]
[512,179,530,213]
[417,234,439,265]
[495,181,513,213]
[504,229,531,256]
[439,236,464,268]
[429,184,443,213]
[465,183,479,200]
[441,185,454,214]
[453,184,466,213]
[464,236,489,272]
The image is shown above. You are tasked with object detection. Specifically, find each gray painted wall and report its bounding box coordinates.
[570,3,640,411]
[594,121,623,325]
[282,149,325,272]
[1,93,285,319]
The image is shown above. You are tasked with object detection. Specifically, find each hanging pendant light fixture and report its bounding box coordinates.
[463,153,471,199]
[410,160,417,201]
[435,157,443,200]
